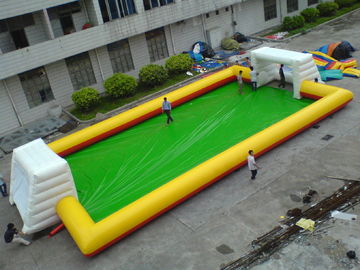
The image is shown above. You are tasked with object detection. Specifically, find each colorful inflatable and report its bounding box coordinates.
[304,50,359,80]
[54,65,352,256]
[10,48,353,257]
[317,41,355,60]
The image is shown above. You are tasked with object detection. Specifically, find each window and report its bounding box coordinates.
[59,14,75,35]
[0,13,34,48]
[19,67,54,108]
[6,14,35,30]
[143,0,174,11]
[57,1,81,14]
[287,0,298,13]
[10,29,29,49]
[308,0,319,5]
[146,28,169,62]
[65,52,96,90]
[48,1,80,34]
[48,1,81,18]
[0,20,7,33]
[107,39,135,73]
[264,0,277,21]
[98,0,136,22]
[0,13,34,32]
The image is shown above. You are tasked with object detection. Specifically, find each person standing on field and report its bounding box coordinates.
[278,64,286,88]
[162,97,174,125]
[247,150,259,180]
[250,67,257,91]
[237,70,244,94]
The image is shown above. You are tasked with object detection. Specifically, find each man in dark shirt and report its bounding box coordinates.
[4,223,31,245]
[278,64,286,88]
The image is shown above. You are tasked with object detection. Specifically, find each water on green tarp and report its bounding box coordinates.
[65,83,313,222]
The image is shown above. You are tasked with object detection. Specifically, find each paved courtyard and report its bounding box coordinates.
[1,10,360,270]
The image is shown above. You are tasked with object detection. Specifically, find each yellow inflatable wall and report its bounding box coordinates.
[55,66,352,256]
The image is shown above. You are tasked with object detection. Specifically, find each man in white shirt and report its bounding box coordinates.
[247,150,259,180]
[250,66,257,91]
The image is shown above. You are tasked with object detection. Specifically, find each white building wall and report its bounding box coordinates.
[128,33,151,77]
[203,7,233,48]
[48,7,89,38]
[234,0,281,35]
[83,0,103,25]
[0,0,250,80]
[52,20,65,39]
[170,17,205,54]
[0,81,20,134]
[72,9,88,32]
[0,32,15,54]
[0,0,78,20]
[46,60,74,107]
[4,75,52,125]
[88,49,105,92]
[24,12,48,46]
[94,46,113,85]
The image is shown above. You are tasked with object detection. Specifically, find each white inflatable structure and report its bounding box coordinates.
[251,47,321,99]
[10,138,77,234]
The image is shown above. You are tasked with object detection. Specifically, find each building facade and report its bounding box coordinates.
[0,0,326,135]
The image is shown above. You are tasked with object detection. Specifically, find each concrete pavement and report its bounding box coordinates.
[1,10,360,270]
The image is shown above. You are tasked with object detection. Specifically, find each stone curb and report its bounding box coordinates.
[250,7,360,43]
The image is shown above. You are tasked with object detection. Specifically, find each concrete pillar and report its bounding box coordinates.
[42,9,55,40]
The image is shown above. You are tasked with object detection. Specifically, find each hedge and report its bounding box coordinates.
[72,87,100,112]
[104,73,137,98]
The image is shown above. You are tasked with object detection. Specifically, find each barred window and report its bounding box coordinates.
[65,52,96,90]
[107,39,135,73]
[143,0,175,11]
[308,0,319,5]
[264,0,277,21]
[287,0,298,13]
[19,67,54,108]
[98,0,136,22]
[146,28,169,62]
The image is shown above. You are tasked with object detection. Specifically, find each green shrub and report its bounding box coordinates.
[104,73,137,98]
[335,0,357,8]
[283,16,295,31]
[282,15,305,31]
[165,54,194,74]
[72,87,100,112]
[139,64,169,87]
[301,8,320,22]
[317,2,339,16]
[293,15,305,28]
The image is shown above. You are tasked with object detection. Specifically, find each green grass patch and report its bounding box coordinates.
[263,4,360,38]
[70,73,192,121]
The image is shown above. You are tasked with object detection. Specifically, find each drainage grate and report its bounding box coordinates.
[321,134,334,141]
